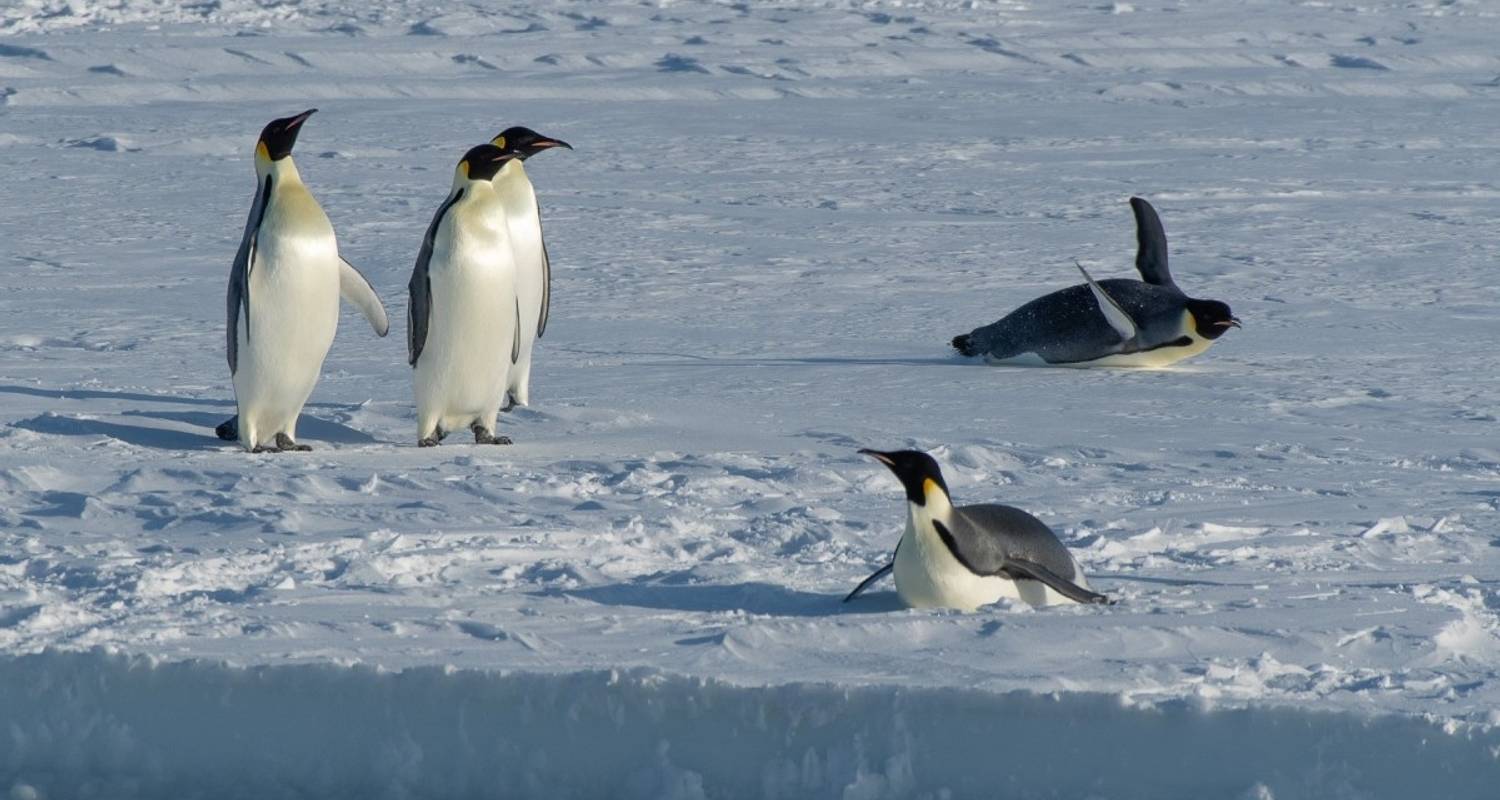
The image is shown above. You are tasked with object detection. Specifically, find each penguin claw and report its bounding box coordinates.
[471,424,512,445]
[274,433,311,452]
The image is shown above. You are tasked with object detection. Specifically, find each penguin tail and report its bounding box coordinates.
[951,333,979,357]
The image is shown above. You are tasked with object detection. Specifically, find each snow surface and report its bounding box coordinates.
[3,0,1500,797]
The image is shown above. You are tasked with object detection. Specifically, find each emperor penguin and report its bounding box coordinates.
[951,197,1239,368]
[220,109,389,452]
[489,126,572,409]
[845,449,1110,611]
[408,144,524,447]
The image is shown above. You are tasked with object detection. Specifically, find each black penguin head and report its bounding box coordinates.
[491,126,573,160]
[459,144,521,181]
[257,109,316,161]
[1186,298,1241,340]
[860,449,949,506]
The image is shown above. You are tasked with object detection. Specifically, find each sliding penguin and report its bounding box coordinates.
[408,144,523,447]
[845,449,1109,611]
[951,197,1239,368]
[490,126,571,409]
[220,109,389,452]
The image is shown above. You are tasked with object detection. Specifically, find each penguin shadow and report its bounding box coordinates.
[10,409,380,451]
[0,383,234,408]
[557,348,967,370]
[0,384,350,410]
[547,579,905,617]
[126,410,382,446]
[12,412,222,452]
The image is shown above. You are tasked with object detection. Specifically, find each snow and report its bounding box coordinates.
[3,0,1500,796]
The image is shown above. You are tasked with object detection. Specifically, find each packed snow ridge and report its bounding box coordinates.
[4,650,1499,800]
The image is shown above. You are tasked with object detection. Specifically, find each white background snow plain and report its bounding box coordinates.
[2,0,1500,797]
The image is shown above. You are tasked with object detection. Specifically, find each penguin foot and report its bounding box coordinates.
[274,433,311,452]
[501,394,516,413]
[251,443,281,454]
[215,417,239,441]
[951,334,977,357]
[471,424,512,446]
[417,436,441,448]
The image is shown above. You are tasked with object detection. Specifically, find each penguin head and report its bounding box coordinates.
[457,144,521,182]
[860,449,950,506]
[256,109,316,163]
[1185,299,1241,340]
[491,126,572,160]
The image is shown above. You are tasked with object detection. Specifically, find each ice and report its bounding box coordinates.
[3,0,1500,795]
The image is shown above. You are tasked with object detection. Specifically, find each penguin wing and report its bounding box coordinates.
[226,175,272,375]
[511,297,522,364]
[408,188,463,367]
[842,561,894,603]
[1075,262,1138,344]
[338,257,389,337]
[1002,558,1111,605]
[1130,197,1176,289]
[943,505,1107,603]
[537,236,551,338]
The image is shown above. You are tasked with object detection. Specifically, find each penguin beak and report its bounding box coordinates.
[858,448,895,468]
[286,108,317,130]
[1217,317,1242,329]
[531,138,572,152]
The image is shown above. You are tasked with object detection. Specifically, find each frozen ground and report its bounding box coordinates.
[3,0,1500,797]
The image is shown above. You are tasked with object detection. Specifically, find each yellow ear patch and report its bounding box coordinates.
[491,136,506,150]
[458,160,470,178]
[255,141,270,161]
[923,478,941,499]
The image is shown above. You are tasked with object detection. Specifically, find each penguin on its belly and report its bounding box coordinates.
[952,197,1239,368]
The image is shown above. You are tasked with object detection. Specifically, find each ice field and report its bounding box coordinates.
[2,0,1500,796]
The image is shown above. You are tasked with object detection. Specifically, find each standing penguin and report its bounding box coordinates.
[951,197,1239,368]
[221,109,389,452]
[845,449,1109,611]
[408,144,524,447]
[489,126,571,409]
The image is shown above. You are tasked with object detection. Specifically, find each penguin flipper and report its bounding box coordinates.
[226,175,271,375]
[537,234,551,339]
[1003,558,1112,605]
[511,296,522,364]
[1130,197,1175,289]
[409,188,463,366]
[842,562,894,603]
[1075,261,1138,344]
[338,257,390,337]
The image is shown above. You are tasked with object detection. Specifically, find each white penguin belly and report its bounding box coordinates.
[234,231,339,444]
[894,518,1016,612]
[986,334,1214,369]
[416,234,517,434]
[503,191,545,407]
[1062,333,1214,369]
[893,517,1087,610]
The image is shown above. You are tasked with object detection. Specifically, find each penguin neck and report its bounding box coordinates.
[492,161,535,205]
[458,178,498,206]
[497,159,529,183]
[907,483,955,532]
[259,155,305,187]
